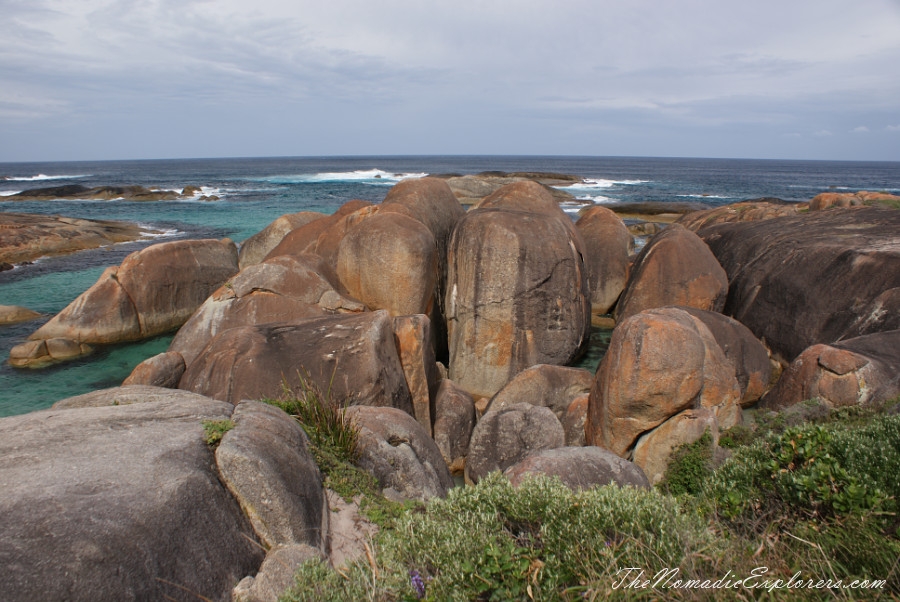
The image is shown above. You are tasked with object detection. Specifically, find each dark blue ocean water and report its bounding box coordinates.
[2,155,899,416]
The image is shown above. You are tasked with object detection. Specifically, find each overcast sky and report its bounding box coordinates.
[2,0,900,162]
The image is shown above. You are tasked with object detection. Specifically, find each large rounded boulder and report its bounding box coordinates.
[445,181,591,398]
[178,310,413,412]
[692,206,900,362]
[11,239,238,367]
[503,446,650,491]
[169,253,364,366]
[336,211,439,317]
[238,211,326,269]
[587,307,743,457]
[614,224,728,322]
[575,206,634,314]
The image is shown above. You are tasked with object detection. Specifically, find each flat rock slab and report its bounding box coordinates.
[0,212,155,264]
[0,391,264,602]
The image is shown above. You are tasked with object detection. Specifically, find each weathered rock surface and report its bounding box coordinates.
[0,304,41,325]
[587,307,742,457]
[677,200,803,230]
[694,206,900,361]
[8,338,94,368]
[169,253,365,366]
[122,350,187,388]
[433,378,477,472]
[346,405,453,501]
[393,315,441,435]
[761,330,900,410]
[0,212,159,264]
[264,199,372,263]
[8,183,201,202]
[681,307,772,406]
[465,402,566,484]
[0,390,264,602]
[10,239,239,367]
[563,394,589,448]
[336,211,439,316]
[216,401,327,550]
[238,211,326,269]
[432,171,581,206]
[615,223,728,322]
[632,408,720,485]
[233,544,325,602]
[51,383,213,409]
[504,446,650,490]
[179,310,413,412]
[486,364,593,445]
[575,206,634,314]
[809,190,900,211]
[445,181,591,398]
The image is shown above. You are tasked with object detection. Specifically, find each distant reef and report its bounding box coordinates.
[6,184,218,202]
[0,212,162,265]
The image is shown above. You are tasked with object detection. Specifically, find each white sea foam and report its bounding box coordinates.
[676,194,734,199]
[138,227,181,239]
[0,190,23,197]
[258,169,428,185]
[4,174,90,181]
[573,194,614,204]
[560,178,649,191]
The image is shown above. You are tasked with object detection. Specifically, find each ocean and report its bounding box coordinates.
[2,155,899,416]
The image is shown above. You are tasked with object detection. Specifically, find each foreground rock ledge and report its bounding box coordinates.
[0,389,264,602]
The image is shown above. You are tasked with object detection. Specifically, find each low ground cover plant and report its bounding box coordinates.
[280,398,900,601]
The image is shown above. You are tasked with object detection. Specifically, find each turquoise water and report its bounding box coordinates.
[2,155,899,416]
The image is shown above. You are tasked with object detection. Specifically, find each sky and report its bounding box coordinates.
[2,0,900,162]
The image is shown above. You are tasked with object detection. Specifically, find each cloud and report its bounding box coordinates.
[814,130,834,137]
[888,125,900,132]
[851,126,870,133]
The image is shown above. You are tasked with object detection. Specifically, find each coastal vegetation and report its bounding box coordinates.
[281,398,900,601]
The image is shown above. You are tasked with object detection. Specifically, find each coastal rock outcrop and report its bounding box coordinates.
[215,401,328,550]
[178,310,414,412]
[587,307,745,457]
[465,402,566,484]
[485,364,593,446]
[264,199,372,263]
[693,206,900,361]
[614,224,728,322]
[0,211,157,264]
[336,211,439,317]
[432,378,476,472]
[0,389,265,601]
[761,330,900,410]
[238,211,326,269]
[809,190,900,211]
[677,199,803,230]
[10,238,239,368]
[432,171,581,206]
[575,206,634,314]
[503,446,651,491]
[393,314,442,435]
[169,253,365,366]
[445,181,591,398]
[8,183,205,202]
[0,304,41,325]
[122,350,186,388]
[347,405,453,501]
[632,408,720,485]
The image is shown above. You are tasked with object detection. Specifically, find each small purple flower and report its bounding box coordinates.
[409,569,426,599]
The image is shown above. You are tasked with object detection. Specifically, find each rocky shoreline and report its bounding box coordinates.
[1,177,899,601]
[5,183,219,202]
[0,211,164,266]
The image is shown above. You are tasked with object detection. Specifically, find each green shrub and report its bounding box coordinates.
[201,419,234,447]
[661,431,715,496]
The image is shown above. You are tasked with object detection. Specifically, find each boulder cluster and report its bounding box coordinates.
[3,178,899,601]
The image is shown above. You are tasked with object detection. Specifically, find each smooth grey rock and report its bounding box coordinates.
[216,401,327,551]
[233,544,325,602]
[504,446,650,490]
[0,391,263,602]
[346,405,453,501]
[52,383,214,409]
[465,402,565,484]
